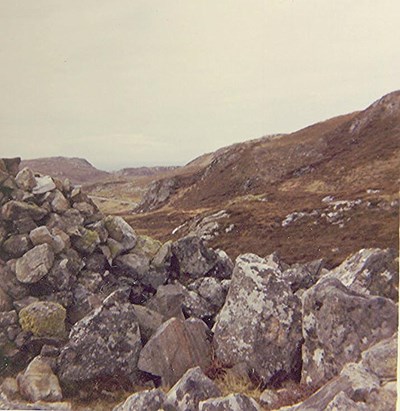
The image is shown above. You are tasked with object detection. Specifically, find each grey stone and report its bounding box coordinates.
[71,227,100,254]
[115,252,150,280]
[58,290,142,385]
[0,287,12,312]
[213,253,302,384]
[301,277,398,387]
[104,215,137,252]
[131,304,164,343]
[113,388,166,411]
[199,393,261,411]
[32,176,56,195]
[2,200,48,221]
[138,317,213,387]
[15,244,55,283]
[2,234,31,258]
[165,367,221,411]
[146,284,186,321]
[51,190,70,213]
[29,226,54,246]
[326,248,398,301]
[17,356,63,402]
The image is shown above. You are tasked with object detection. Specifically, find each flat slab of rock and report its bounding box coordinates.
[138,317,212,387]
[17,356,62,402]
[213,253,302,384]
[15,244,54,283]
[32,176,56,195]
[301,278,398,387]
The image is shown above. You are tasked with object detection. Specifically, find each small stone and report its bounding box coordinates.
[113,388,166,411]
[2,234,31,258]
[32,176,56,195]
[51,190,70,213]
[15,167,37,191]
[17,356,63,402]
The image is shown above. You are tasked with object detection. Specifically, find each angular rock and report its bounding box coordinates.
[327,248,398,301]
[104,216,137,252]
[146,284,186,321]
[0,287,12,312]
[51,190,70,213]
[29,226,55,247]
[138,317,213,387]
[188,277,227,315]
[17,356,62,402]
[1,261,29,300]
[325,392,369,411]
[131,304,164,343]
[19,301,66,338]
[15,167,37,191]
[58,290,142,385]
[361,333,397,380]
[280,259,324,293]
[301,277,398,386]
[113,388,166,411]
[164,367,221,411]
[71,227,100,254]
[13,216,37,234]
[16,244,55,283]
[33,176,56,195]
[282,363,380,411]
[199,393,261,411]
[2,200,48,221]
[213,253,302,384]
[171,235,218,281]
[1,157,21,177]
[46,209,84,236]
[2,234,31,258]
[134,235,162,258]
[115,252,150,280]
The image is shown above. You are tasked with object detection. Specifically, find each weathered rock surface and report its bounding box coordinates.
[146,284,186,321]
[327,248,398,301]
[164,367,221,411]
[58,290,142,385]
[301,277,398,386]
[213,253,303,384]
[15,167,37,191]
[33,176,56,195]
[113,388,166,411]
[199,393,261,411]
[15,244,55,283]
[104,215,137,251]
[138,317,212,387]
[17,356,63,402]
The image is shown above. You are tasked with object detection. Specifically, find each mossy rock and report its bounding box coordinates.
[72,228,100,254]
[135,235,162,258]
[19,301,66,338]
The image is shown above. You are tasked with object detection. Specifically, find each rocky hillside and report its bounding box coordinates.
[114,166,180,178]
[0,158,397,410]
[21,157,111,185]
[127,91,399,267]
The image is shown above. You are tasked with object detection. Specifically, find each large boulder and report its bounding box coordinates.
[301,277,398,387]
[213,253,303,384]
[57,290,142,385]
[138,317,213,387]
[2,200,48,221]
[326,248,398,301]
[15,244,55,284]
[17,356,63,402]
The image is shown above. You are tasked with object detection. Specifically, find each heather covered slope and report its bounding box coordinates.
[127,91,400,267]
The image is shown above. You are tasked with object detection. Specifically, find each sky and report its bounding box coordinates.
[0,1,399,171]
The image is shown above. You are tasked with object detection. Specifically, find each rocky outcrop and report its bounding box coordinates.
[199,393,261,411]
[213,253,303,384]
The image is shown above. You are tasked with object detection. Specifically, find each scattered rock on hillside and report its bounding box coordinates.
[213,253,303,384]
[301,277,398,387]
[138,317,213,387]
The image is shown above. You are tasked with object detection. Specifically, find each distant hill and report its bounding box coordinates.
[126,90,399,267]
[113,166,180,178]
[21,157,111,185]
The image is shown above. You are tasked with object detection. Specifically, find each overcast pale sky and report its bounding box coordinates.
[0,1,399,170]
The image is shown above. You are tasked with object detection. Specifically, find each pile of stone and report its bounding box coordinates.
[0,158,398,411]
